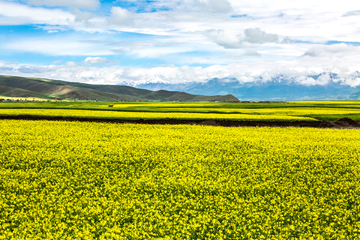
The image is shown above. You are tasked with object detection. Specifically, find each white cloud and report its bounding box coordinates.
[28,0,99,9]
[205,28,282,49]
[303,44,360,58]
[244,28,278,44]
[84,57,108,64]
[297,73,332,86]
[2,56,360,87]
[3,37,115,56]
[243,50,261,56]
[193,0,233,13]
[66,61,78,67]
[0,1,75,25]
[342,10,360,17]
[149,0,232,13]
[344,78,360,87]
[73,10,94,23]
[204,29,245,49]
[111,7,134,26]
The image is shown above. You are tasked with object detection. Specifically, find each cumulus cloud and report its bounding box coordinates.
[342,10,360,17]
[0,1,104,30]
[303,50,318,57]
[343,78,360,87]
[28,0,99,9]
[111,7,134,26]
[73,10,94,24]
[281,37,295,44]
[40,25,67,33]
[205,28,283,49]
[156,0,232,13]
[228,49,262,59]
[84,57,108,64]
[17,66,46,73]
[297,73,332,86]
[204,29,245,49]
[0,1,74,25]
[194,0,233,13]
[66,61,78,67]
[303,44,360,58]
[83,57,120,65]
[243,50,261,56]
[243,28,279,44]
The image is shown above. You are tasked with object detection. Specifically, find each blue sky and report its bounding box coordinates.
[1,0,360,86]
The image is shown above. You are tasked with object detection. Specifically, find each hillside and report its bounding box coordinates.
[0,75,238,102]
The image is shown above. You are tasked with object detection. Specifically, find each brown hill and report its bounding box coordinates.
[0,75,239,102]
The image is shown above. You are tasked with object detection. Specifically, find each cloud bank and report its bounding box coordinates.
[1,56,360,87]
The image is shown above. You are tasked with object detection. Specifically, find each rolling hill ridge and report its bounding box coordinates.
[0,75,238,102]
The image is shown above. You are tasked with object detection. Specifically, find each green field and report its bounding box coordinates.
[0,96,53,101]
[1,101,360,121]
[1,120,360,239]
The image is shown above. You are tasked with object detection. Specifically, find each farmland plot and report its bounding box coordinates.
[0,109,317,121]
[1,120,360,239]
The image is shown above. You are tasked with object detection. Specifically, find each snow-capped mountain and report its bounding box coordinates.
[118,73,360,101]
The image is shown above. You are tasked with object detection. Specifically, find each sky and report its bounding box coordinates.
[1,0,360,86]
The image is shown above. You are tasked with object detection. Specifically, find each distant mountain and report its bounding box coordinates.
[0,75,238,102]
[122,73,360,101]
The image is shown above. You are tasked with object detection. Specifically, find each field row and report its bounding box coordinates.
[1,120,360,238]
[0,109,317,121]
[1,101,360,121]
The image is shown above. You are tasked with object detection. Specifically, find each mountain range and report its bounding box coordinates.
[0,75,238,102]
[2,73,360,102]
[121,73,360,101]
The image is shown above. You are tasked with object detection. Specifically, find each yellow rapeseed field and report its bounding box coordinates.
[160,107,360,115]
[1,120,360,239]
[0,109,317,121]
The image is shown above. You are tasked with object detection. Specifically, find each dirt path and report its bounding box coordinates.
[1,116,360,129]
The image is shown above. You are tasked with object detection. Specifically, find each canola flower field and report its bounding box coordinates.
[1,120,360,239]
[1,100,360,121]
[0,108,317,121]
